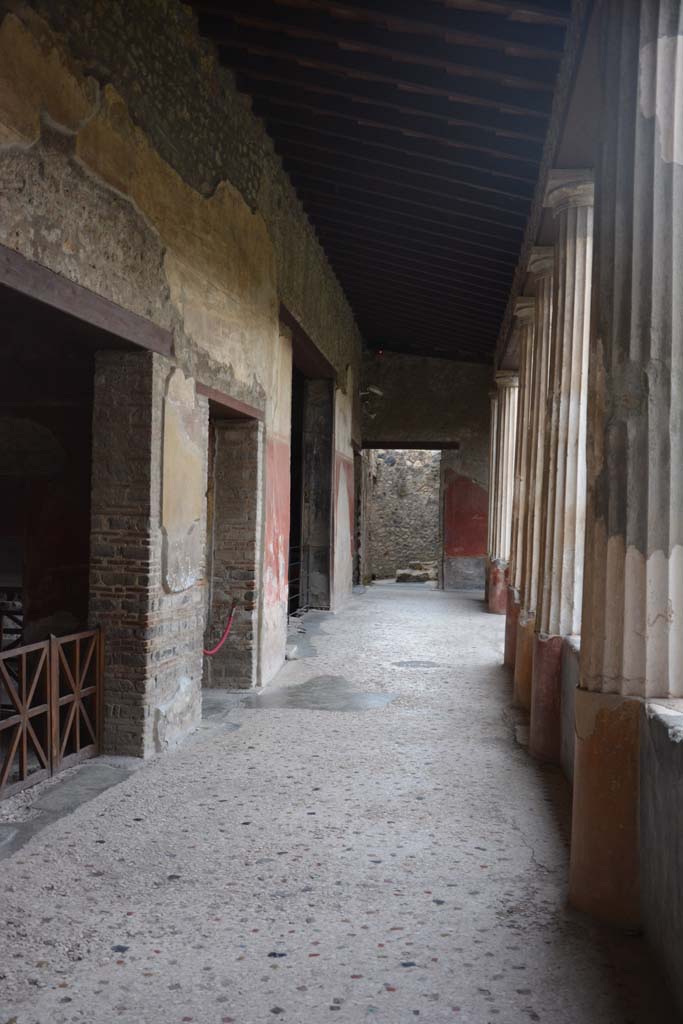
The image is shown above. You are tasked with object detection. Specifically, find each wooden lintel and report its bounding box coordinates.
[0,243,173,356]
[196,382,264,421]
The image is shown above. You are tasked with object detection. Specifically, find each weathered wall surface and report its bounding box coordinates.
[362,352,490,449]
[441,437,489,591]
[368,450,441,580]
[90,352,209,757]
[361,352,490,589]
[0,2,362,744]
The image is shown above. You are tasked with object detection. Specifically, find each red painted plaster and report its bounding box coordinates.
[443,471,487,557]
[264,435,291,607]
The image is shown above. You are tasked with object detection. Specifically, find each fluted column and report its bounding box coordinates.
[513,249,554,708]
[488,373,519,613]
[569,0,683,928]
[529,173,594,762]
[504,300,535,665]
[485,388,498,605]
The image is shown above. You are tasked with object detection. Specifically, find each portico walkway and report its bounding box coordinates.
[0,584,675,1023]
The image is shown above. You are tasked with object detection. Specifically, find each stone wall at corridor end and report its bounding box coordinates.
[368,450,441,580]
[361,351,490,590]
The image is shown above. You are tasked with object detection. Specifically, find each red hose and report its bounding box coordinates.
[203,602,238,656]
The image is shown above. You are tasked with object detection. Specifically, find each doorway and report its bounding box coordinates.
[0,285,103,796]
[288,370,334,615]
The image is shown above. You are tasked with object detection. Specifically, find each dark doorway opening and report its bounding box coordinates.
[0,284,115,796]
[287,362,334,617]
[203,399,263,690]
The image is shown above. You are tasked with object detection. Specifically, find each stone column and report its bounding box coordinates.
[504,300,535,665]
[513,249,554,708]
[488,373,519,613]
[485,388,498,605]
[529,173,594,762]
[569,0,683,928]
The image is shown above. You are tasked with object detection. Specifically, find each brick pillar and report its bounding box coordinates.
[90,352,207,757]
[205,419,264,689]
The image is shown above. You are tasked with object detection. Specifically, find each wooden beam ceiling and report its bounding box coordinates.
[191,0,569,362]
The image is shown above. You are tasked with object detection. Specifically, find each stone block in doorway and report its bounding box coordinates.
[396,568,431,583]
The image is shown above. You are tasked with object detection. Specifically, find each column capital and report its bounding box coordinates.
[528,246,554,278]
[544,169,594,215]
[514,296,535,322]
[495,370,519,389]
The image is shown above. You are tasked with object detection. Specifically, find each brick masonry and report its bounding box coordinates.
[89,350,208,757]
[204,419,264,690]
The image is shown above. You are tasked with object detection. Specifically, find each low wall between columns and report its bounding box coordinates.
[560,638,579,783]
[640,703,683,1013]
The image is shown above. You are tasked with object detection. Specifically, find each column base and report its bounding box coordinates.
[529,633,563,763]
[569,689,641,928]
[504,587,519,667]
[487,559,508,615]
[513,613,534,709]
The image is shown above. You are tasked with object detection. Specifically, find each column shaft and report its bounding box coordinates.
[513,250,553,708]
[530,175,594,763]
[486,390,498,605]
[488,374,518,613]
[570,0,683,927]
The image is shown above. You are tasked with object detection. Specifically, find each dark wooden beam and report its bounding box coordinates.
[0,243,173,356]
[262,108,540,184]
[284,158,527,229]
[232,58,546,140]
[196,0,567,51]
[329,254,510,302]
[296,185,523,253]
[247,87,543,165]
[270,132,535,207]
[203,7,559,91]
[310,209,520,271]
[280,304,336,379]
[196,383,265,420]
[216,31,553,117]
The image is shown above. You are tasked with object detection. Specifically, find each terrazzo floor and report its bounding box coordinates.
[0,583,678,1023]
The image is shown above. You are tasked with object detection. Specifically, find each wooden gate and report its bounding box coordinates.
[0,629,102,799]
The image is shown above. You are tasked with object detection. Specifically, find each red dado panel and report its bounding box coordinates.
[443,470,488,557]
[264,436,291,607]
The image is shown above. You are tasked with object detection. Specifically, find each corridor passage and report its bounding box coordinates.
[0,585,676,1024]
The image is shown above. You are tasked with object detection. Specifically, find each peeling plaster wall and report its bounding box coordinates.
[361,352,490,449]
[440,429,489,592]
[0,3,362,748]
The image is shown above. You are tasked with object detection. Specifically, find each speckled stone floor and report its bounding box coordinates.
[0,583,678,1024]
